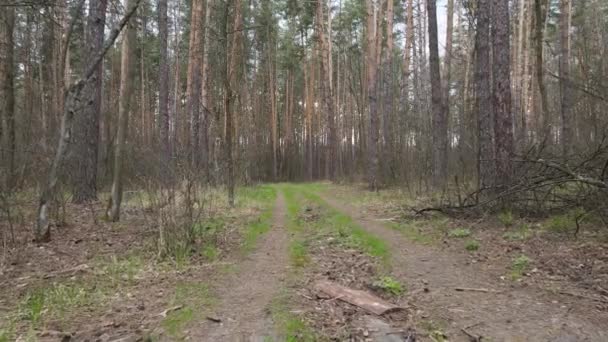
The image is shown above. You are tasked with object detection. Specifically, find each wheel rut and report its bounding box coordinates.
[191,192,290,342]
[319,192,608,342]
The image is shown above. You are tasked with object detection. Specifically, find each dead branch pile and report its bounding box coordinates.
[416,140,608,225]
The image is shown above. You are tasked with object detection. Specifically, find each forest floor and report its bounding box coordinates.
[1,183,608,341]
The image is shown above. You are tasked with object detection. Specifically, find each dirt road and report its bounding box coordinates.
[320,192,608,342]
[191,192,290,341]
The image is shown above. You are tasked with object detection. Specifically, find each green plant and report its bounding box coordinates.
[502,224,532,241]
[19,282,103,329]
[545,214,571,233]
[21,291,45,325]
[202,245,219,261]
[271,291,317,342]
[465,240,480,251]
[163,282,214,338]
[498,211,515,227]
[289,241,309,267]
[373,276,405,296]
[510,255,532,280]
[447,228,471,238]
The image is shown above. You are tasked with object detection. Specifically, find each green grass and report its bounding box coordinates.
[240,185,277,252]
[465,240,480,251]
[97,254,143,286]
[289,241,310,267]
[447,228,471,238]
[162,282,214,338]
[503,224,533,241]
[373,276,405,296]
[18,281,104,330]
[545,214,573,233]
[271,291,318,342]
[238,184,277,208]
[498,211,515,227]
[294,186,390,262]
[510,255,532,280]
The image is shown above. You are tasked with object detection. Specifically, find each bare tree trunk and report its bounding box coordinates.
[200,0,212,182]
[428,0,447,189]
[158,0,170,173]
[443,0,454,126]
[534,0,549,142]
[365,0,379,190]
[381,0,394,178]
[559,0,573,156]
[0,6,15,184]
[70,0,108,203]
[186,0,205,167]
[224,0,242,206]
[492,0,515,187]
[108,0,137,221]
[36,0,141,241]
[475,0,494,190]
[314,0,335,180]
[305,55,314,181]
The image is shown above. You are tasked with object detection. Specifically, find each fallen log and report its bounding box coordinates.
[314,280,405,315]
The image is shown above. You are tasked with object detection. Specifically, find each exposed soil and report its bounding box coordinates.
[3,185,608,341]
[189,192,290,341]
[319,191,608,342]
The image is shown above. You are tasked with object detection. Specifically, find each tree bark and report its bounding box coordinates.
[475,0,494,190]
[158,0,170,175]
[36,0,141,241]
[70,0,108,203]
[559,0,573,156]
[534,0,549,142]
[365,0,379,190]
[108,0,137,221]
[224,0,242,206]
[428,0,447,189]
[0,6,15,184]
[315,0,335,180]
[492,0,515,187]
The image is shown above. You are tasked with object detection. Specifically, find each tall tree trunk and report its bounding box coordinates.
[492,0,515,187]
[428,0,447,189]
[201,0,212,182]
[71,0,108,203]
[381,0,394,178]
[224,0,242,206]
[365,0,379,190]
[305,56,314,181]
[443,0,454,126]
[0,6,15,184]
[36,0,141,241]
[475,0,494,190]
[186,0,205,167]
[559,0,573,155]
[316,0,335,180]
[158,0,170,173]
[534,0,549,142]
[108,0,137,221]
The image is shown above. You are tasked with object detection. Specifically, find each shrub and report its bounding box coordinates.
[465,240,480,251]
[373,276,405,296]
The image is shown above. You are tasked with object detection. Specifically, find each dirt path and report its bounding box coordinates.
[320,192,608,342]
[190,192,290,341]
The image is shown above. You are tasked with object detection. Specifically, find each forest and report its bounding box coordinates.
[1,0,608,340]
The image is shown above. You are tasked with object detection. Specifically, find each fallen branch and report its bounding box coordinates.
[454,287,501,293]
[43,264,90,279]
[558,291,608,304]
[314,280,404,315]
[158,305,183,317]
[461,326,482,342]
